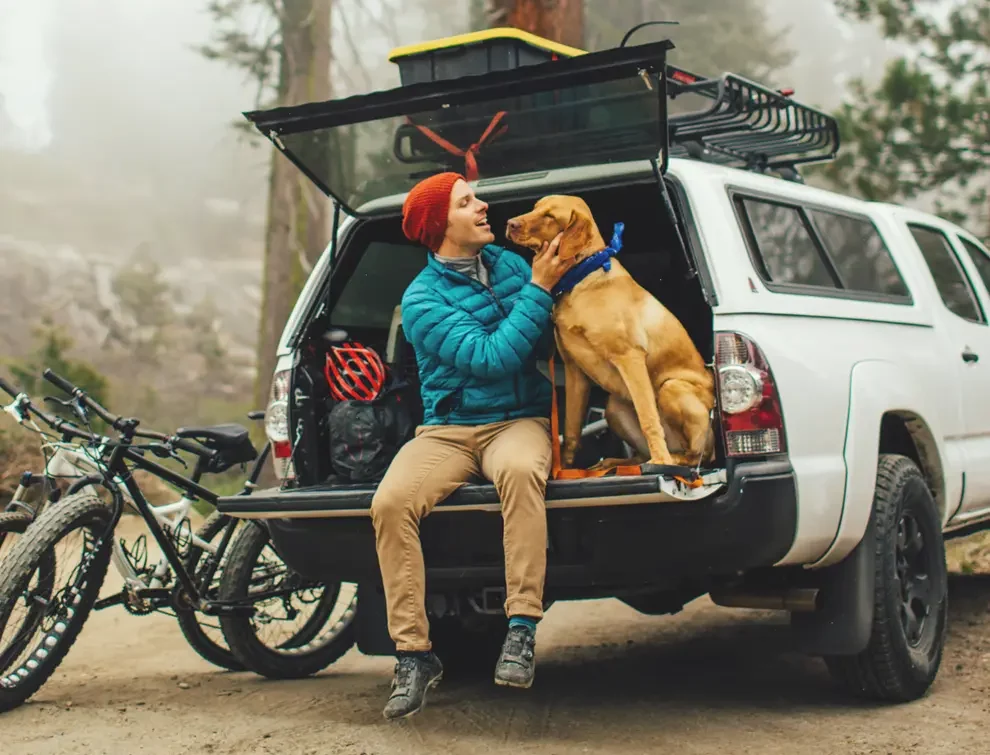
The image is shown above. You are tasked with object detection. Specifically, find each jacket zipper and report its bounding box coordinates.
[446,264,521,420]
[483,282,521,419]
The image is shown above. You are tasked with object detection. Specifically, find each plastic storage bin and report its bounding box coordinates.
[388,27,585,86]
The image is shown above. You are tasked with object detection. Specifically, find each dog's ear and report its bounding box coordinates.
[556,205,594,261]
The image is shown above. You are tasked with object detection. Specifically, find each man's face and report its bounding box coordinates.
[444,179,494,251]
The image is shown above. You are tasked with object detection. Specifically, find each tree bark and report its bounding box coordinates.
[254,0,333,415]
[487,0,584,48]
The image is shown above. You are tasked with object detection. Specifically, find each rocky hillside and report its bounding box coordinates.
[0,232,261,370]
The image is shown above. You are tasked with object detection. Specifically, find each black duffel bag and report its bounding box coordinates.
[327,380,420,484]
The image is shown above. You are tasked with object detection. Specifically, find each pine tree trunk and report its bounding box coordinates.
[254,0,333,415]
[487,0,585,48]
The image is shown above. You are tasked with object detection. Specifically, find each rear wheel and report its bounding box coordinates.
[825,454,948,702]
[173,512,245,672]
[0,492,113,712]
[218,522,357,679]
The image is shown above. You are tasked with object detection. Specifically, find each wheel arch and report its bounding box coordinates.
[878,411,946,520]
[809,360,952,569]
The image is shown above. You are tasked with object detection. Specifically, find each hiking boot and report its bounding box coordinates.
[494,624,536,688]
[382,652,443,720]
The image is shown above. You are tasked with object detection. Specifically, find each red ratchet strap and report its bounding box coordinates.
[408,111,508,181]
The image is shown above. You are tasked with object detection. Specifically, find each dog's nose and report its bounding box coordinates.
[506,219,521,233]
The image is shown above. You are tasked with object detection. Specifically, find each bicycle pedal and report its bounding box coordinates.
[204,602,255,618]
[134,587,172,600]
[94,592,126,611]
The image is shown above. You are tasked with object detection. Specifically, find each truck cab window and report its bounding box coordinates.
[908,225,985,324]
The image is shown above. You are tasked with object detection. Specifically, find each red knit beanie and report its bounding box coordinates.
[401,172,465,252]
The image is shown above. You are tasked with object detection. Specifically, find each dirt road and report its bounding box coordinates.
[1,527,989,755]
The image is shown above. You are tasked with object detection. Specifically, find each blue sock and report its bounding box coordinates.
[508,616,537,632]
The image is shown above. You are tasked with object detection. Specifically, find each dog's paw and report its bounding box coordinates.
[588,456,643,472]
[669,452,703,468]
[647,456,677,467]
[561,443,581,469]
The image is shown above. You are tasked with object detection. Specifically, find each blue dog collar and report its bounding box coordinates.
[550,222,625,299]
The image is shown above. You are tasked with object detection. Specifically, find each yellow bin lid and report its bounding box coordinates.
[388,27,587,62]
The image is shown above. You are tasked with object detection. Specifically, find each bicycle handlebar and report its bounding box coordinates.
[174,436,215,460]
[134,427,169,442]
[130,427,213,460]
[14,397,94,444]
[42,368,124,430]
[0,376,18,400]
[40,368,76,397]
[10,370,219,468]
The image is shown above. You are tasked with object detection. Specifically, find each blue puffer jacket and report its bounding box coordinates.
[401,244,554,426]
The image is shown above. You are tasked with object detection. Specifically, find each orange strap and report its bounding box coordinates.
[548,354,642,480]
[409,111,508,181]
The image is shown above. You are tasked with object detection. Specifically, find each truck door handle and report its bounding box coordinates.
[962,349,979,363]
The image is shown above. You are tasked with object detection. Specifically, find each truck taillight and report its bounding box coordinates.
[265,369,295,481]
[715,332,786,457]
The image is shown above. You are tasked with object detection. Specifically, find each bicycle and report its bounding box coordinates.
[0,370,355,711]
[0,379,273,672]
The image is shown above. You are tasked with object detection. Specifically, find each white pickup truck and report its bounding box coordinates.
[217,30,990,703]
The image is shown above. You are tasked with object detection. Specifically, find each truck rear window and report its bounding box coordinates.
[330,242,425,329]
[740,199,835,288]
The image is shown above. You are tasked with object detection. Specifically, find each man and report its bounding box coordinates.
[371,171,576,720]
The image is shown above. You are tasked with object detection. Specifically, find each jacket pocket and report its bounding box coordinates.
[434,387,465,421]
[460,381,514,416]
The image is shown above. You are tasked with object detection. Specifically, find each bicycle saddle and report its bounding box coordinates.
[175,423,257,469]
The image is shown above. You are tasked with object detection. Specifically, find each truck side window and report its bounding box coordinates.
[739,199,837,288]
[908,225,986,324]
[958,237,990,298]
[806,210,910,297]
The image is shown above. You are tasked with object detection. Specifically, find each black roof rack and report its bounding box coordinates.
[665,64,839,176]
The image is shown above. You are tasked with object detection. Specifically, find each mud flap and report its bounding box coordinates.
[790,504,876,656]
[355,582,396,656]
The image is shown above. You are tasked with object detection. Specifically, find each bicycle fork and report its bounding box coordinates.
[5,472,54,518]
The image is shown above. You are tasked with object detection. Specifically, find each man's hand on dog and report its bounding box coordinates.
[531,232,577,292]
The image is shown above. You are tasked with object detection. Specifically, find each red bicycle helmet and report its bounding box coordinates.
[324,341,386,402]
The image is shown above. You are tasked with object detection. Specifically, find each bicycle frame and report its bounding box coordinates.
[0,374,281,617]
[5,438,257,596]
[94,441,270,613]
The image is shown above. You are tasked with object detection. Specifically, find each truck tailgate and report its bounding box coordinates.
[217,468,728,519]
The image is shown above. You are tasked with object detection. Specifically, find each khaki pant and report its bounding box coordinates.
[370,417,552,652]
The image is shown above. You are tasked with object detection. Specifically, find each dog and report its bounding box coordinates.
[506,195,715,470]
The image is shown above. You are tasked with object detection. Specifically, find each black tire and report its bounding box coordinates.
[173,512,245,672]
[0,511,54,676]
[0,511,35,561]
[0,492,113,713]
[825,454,948,702]
[218,522,356,679]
